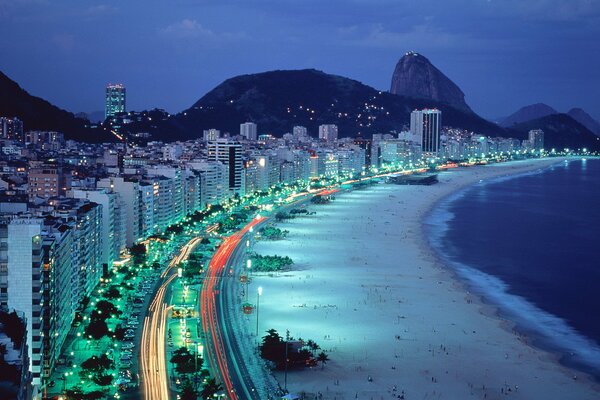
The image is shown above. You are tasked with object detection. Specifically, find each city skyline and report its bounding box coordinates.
[1,1,599,120]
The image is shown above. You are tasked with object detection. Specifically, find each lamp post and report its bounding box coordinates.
[246,259,252,301]
[256,286,262,338]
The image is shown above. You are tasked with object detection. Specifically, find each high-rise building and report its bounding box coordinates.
[410,109,441,155]
[207,140,245,196]
[97,177,142,247]
[0,117,24,141]
[105,84,126,119]
[528,129,544,150]
[319,124,338,144]
[0,217,46,385]
[240,122,257,141]
[70,189,124,268]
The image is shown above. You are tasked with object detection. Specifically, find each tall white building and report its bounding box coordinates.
[240,122,258,141]
[319,124,338,144]
[410,109,441,155]
[70,189,124,268]
[528,129,544,150]
[146,166,184,226]
[105,84,126,119]
[207,140,245,196]
[188,161,228,206]
[0,217,45,385]
[97,177,142,247]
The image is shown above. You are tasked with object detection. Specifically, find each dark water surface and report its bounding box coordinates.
[426,158,600,378]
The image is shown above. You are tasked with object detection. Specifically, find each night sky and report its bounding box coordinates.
[1,0,599,120]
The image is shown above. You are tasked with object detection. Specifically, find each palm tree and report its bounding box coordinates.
[317,352,329,369]
[180,380,198,400]
[200,378,223,399]
[306,339,320,351]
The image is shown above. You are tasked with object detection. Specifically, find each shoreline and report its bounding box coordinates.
[423,158,600,383]
[245,157,600,399]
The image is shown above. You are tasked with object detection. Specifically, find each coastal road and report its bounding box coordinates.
[140,236,202,400]
[200,217,267,400]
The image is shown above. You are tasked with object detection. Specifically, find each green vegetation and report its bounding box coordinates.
[200,377,223,399]
[289,208,310,215]
[250,254,294,272]
[258,226,289,240]
[179,379,199,400]
[275,211,294,221]
[85,300,121,340]
[170,347,198,375]
[260,329,328,370]
[311,195,331,204]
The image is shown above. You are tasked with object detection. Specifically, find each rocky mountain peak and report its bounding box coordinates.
[390,52,471,112]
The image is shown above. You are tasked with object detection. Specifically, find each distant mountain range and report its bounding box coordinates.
[566,108,600,137]
[499,103,558,127]
[1,56,599,150]
[512,114,600,151]
[0,72,113,142]
[159,68,503,141]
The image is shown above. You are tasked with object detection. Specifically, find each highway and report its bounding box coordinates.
[200,217,267,400]
[140,236,202,400]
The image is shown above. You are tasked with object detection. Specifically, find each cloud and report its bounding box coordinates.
[159,18,248,46]
[82,4,118,17]
[160,19,216,39]
[337,22,486,51]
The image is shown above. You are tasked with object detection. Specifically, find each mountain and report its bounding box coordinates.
[390,52,471,112]
[0,71,112,142]
[512,114,600,150]
[157,69,504,141]
[567,108,600,137]
[500,103,557,127]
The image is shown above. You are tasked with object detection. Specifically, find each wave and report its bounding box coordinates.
[424,166,600,379]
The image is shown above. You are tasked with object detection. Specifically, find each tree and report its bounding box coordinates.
[179,379,198,400]
[0,311,25,348]
[92,300,121,320]
[317,352,329,369]
[200,378,223,399]
[129,243,146,256]
[81,354,113,373]
[170,347,197,375]
[103,286,121,300]
[92,373,113,386]
[85,319,109,340]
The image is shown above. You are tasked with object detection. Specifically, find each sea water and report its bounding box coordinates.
[426,158,600,379]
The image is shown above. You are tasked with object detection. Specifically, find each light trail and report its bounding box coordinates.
[200,217,265,400]
[141,236,202,400]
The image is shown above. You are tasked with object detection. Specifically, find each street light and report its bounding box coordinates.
[256,286,263,338]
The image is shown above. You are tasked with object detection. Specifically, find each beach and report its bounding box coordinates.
[244,158,600,400]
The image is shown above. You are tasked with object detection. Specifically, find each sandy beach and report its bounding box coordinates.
[244,158,600,400]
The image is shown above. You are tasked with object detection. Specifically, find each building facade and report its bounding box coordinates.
[410,109,441,155]
[105,84,126,119]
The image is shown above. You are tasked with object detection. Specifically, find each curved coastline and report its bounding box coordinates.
[422,158,600,382]
[246,157,600,399]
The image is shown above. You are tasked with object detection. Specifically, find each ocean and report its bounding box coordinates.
[426,158,600,379]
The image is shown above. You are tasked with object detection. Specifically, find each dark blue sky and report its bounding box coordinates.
[1,0,599,120]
